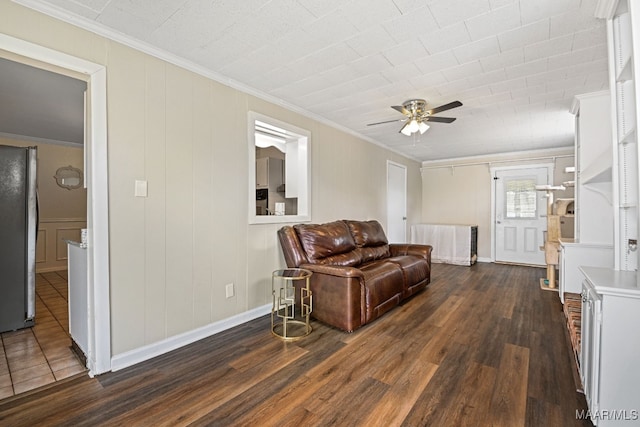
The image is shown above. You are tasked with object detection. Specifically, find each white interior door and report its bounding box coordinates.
[387,161,407,243]
[494,166,550,265]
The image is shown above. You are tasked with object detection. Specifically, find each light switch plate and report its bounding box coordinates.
[135,180,148,197]
[225,283,235,298]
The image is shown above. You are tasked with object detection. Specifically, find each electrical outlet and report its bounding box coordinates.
[225,283,235,298]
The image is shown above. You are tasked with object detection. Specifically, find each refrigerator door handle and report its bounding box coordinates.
[25,146,37,320]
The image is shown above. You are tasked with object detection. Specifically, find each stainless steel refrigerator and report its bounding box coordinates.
[0,145,37,333]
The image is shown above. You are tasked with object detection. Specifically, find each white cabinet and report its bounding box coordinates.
[256,157,288,215]
[580,267,640,426]
[558,239,613,303]
[256,157,283,190]
[67,240,88,359]
[580,279,601,418]
[256,157,268,188]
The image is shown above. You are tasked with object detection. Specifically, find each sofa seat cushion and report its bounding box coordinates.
[295,221,362,266]
[359,261,404,321]
[387,255,430,296]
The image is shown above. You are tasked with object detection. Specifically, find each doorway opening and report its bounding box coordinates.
[491,164,553,266]
[0,33,111,383]
[0,58,89,400]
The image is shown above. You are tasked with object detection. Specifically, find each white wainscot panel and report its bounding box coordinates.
[36,218,86,272]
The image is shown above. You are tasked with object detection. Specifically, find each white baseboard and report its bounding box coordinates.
[477,257,492,263]
[110,304,271,372]
[36,266,67,273]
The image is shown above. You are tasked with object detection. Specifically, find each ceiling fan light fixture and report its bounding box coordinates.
[400,119,429,136]
[418,122,430,134]
[370,98,462,136]
[408,119,420,133]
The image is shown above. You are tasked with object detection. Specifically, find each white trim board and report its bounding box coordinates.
[111,305,271,372]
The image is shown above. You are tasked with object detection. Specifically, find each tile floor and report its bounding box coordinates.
[0,271,85,399]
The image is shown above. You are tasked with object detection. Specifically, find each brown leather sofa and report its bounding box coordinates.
[277,219,432,332]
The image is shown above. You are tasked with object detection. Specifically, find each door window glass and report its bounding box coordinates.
[505,178,537,218]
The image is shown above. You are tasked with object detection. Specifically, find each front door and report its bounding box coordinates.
[494,166,550,265]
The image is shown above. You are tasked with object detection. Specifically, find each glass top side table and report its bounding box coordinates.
[271,268,313,341]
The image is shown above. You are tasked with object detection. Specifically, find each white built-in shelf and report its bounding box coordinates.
[618,128,636,145]
[581,166,613,185]
[616,80,636,141]
[581,147,613,185]
[614,12,633,81]
[616,55,633,82]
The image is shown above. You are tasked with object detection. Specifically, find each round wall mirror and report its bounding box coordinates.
[54,165,83,190]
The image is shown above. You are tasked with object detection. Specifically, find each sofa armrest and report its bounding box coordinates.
[389,244,432,263]
[299,264,364,279]
[298,263,365,332]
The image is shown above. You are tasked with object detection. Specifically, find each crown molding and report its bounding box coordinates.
[421,146,574,169]
[11,0,422,163]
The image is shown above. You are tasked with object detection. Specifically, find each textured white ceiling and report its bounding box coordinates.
[14,0,608,161]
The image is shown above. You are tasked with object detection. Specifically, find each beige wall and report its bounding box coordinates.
[421,150,575,260]
[1,137,87,271]
[0,2,422,355]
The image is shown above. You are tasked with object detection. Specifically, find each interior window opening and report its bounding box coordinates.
[249,113,310,224]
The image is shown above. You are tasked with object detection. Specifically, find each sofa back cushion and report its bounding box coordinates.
[294,221,362,266]
[277,226,309,268]
[346,220,391,263]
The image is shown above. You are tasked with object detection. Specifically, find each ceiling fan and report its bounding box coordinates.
[367,99,463,136]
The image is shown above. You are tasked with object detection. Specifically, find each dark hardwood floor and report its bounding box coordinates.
[0,263,591,426]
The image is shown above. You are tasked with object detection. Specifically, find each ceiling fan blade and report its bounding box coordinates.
[391,105,410,116]
[424,116,456,123]
[367,118,407,126]
[426,100,462,115]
